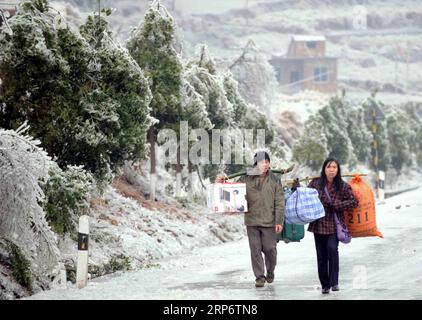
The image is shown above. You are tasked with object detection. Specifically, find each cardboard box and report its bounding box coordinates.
[206,183,248,213]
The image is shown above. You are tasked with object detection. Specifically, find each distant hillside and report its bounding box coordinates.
[52,0,422,99]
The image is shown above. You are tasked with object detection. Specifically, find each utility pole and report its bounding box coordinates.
[245,0,249,26]
[406,41,410,93]
[371,106,379,181]
[365,92,385,201]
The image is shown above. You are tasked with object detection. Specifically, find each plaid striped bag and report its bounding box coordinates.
[277,186,305,243]
[285,187,325,225]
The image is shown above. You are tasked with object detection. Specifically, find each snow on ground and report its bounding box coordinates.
[271,90,331,123]
[55,181,246,284]
[25,187,422,300]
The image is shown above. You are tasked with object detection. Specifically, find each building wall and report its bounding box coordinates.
[302,59,337,93]
[270,58,304,94]
[287,41,326,58]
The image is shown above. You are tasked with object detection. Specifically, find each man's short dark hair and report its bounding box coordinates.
[253,151,270,166]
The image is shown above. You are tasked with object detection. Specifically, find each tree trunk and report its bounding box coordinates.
[188,161,194,202]
[148,126,157,201]
[175,145,182,197]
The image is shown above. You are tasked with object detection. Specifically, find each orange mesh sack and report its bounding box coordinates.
[345,175,383,238]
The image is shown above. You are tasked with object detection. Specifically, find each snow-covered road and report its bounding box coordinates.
[26,188,422,300]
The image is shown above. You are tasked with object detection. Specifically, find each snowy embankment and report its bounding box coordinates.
[57,177,245,285]
[26,186,422,300]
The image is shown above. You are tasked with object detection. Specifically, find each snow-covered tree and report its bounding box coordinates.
[346,105,373,163]
[0,0,152,189]
[0,124,61,293]
[224,69,287,169]
[362,96,390,171]
[181,78,212,130]
[179,74,212,198]
[292,115,329,171]
[78,9,153,189]
[186,45,234,129]
[223,71,247,126]
[43,164,93,235]
[317,96,357,166]
[417,124,422,168]
[184,45,237,180]
[402,103,422,168]
[229,40,277,116]
[384,103,422,173]
[386,113,412,172]
[127,0,182,201]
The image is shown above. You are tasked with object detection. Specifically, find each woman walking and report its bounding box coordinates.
[307,157,358,294]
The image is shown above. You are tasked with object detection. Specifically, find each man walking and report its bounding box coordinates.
[217,151,284,287]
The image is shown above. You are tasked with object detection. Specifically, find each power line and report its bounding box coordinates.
[278,69,334,89]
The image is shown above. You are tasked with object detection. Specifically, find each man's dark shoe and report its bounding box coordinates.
[255,277,266,287]
[322,287,330,294]
[266,272,274,283]
[331,285,340,291]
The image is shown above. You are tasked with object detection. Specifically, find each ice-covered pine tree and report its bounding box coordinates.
[78,7,153,190]
[362,94,390,172]
[292,115,329,171]
[0,124,61,293]
[178,74,212,198]
[0,0,152,190]
[344,100,373,164]
[222,71,247,126]
[127,0,183,201]
[384,103,422,173]
[222,71,285,172]
[229,39,278,117]
[400,103,422,169]
[185,44,234,130]
[184,45,236,180]
[317,95,357,167]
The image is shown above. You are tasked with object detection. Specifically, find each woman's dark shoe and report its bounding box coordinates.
[322,287,330,294]
[331,285,340,291]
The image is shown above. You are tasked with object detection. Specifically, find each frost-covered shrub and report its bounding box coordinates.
[6,240,33,292]
[43,165,93,235]
[0,124,61,292]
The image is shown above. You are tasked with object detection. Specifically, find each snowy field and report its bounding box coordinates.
[25,188,422,300]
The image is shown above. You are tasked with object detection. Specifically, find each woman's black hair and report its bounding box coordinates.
[319,157,343,191]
